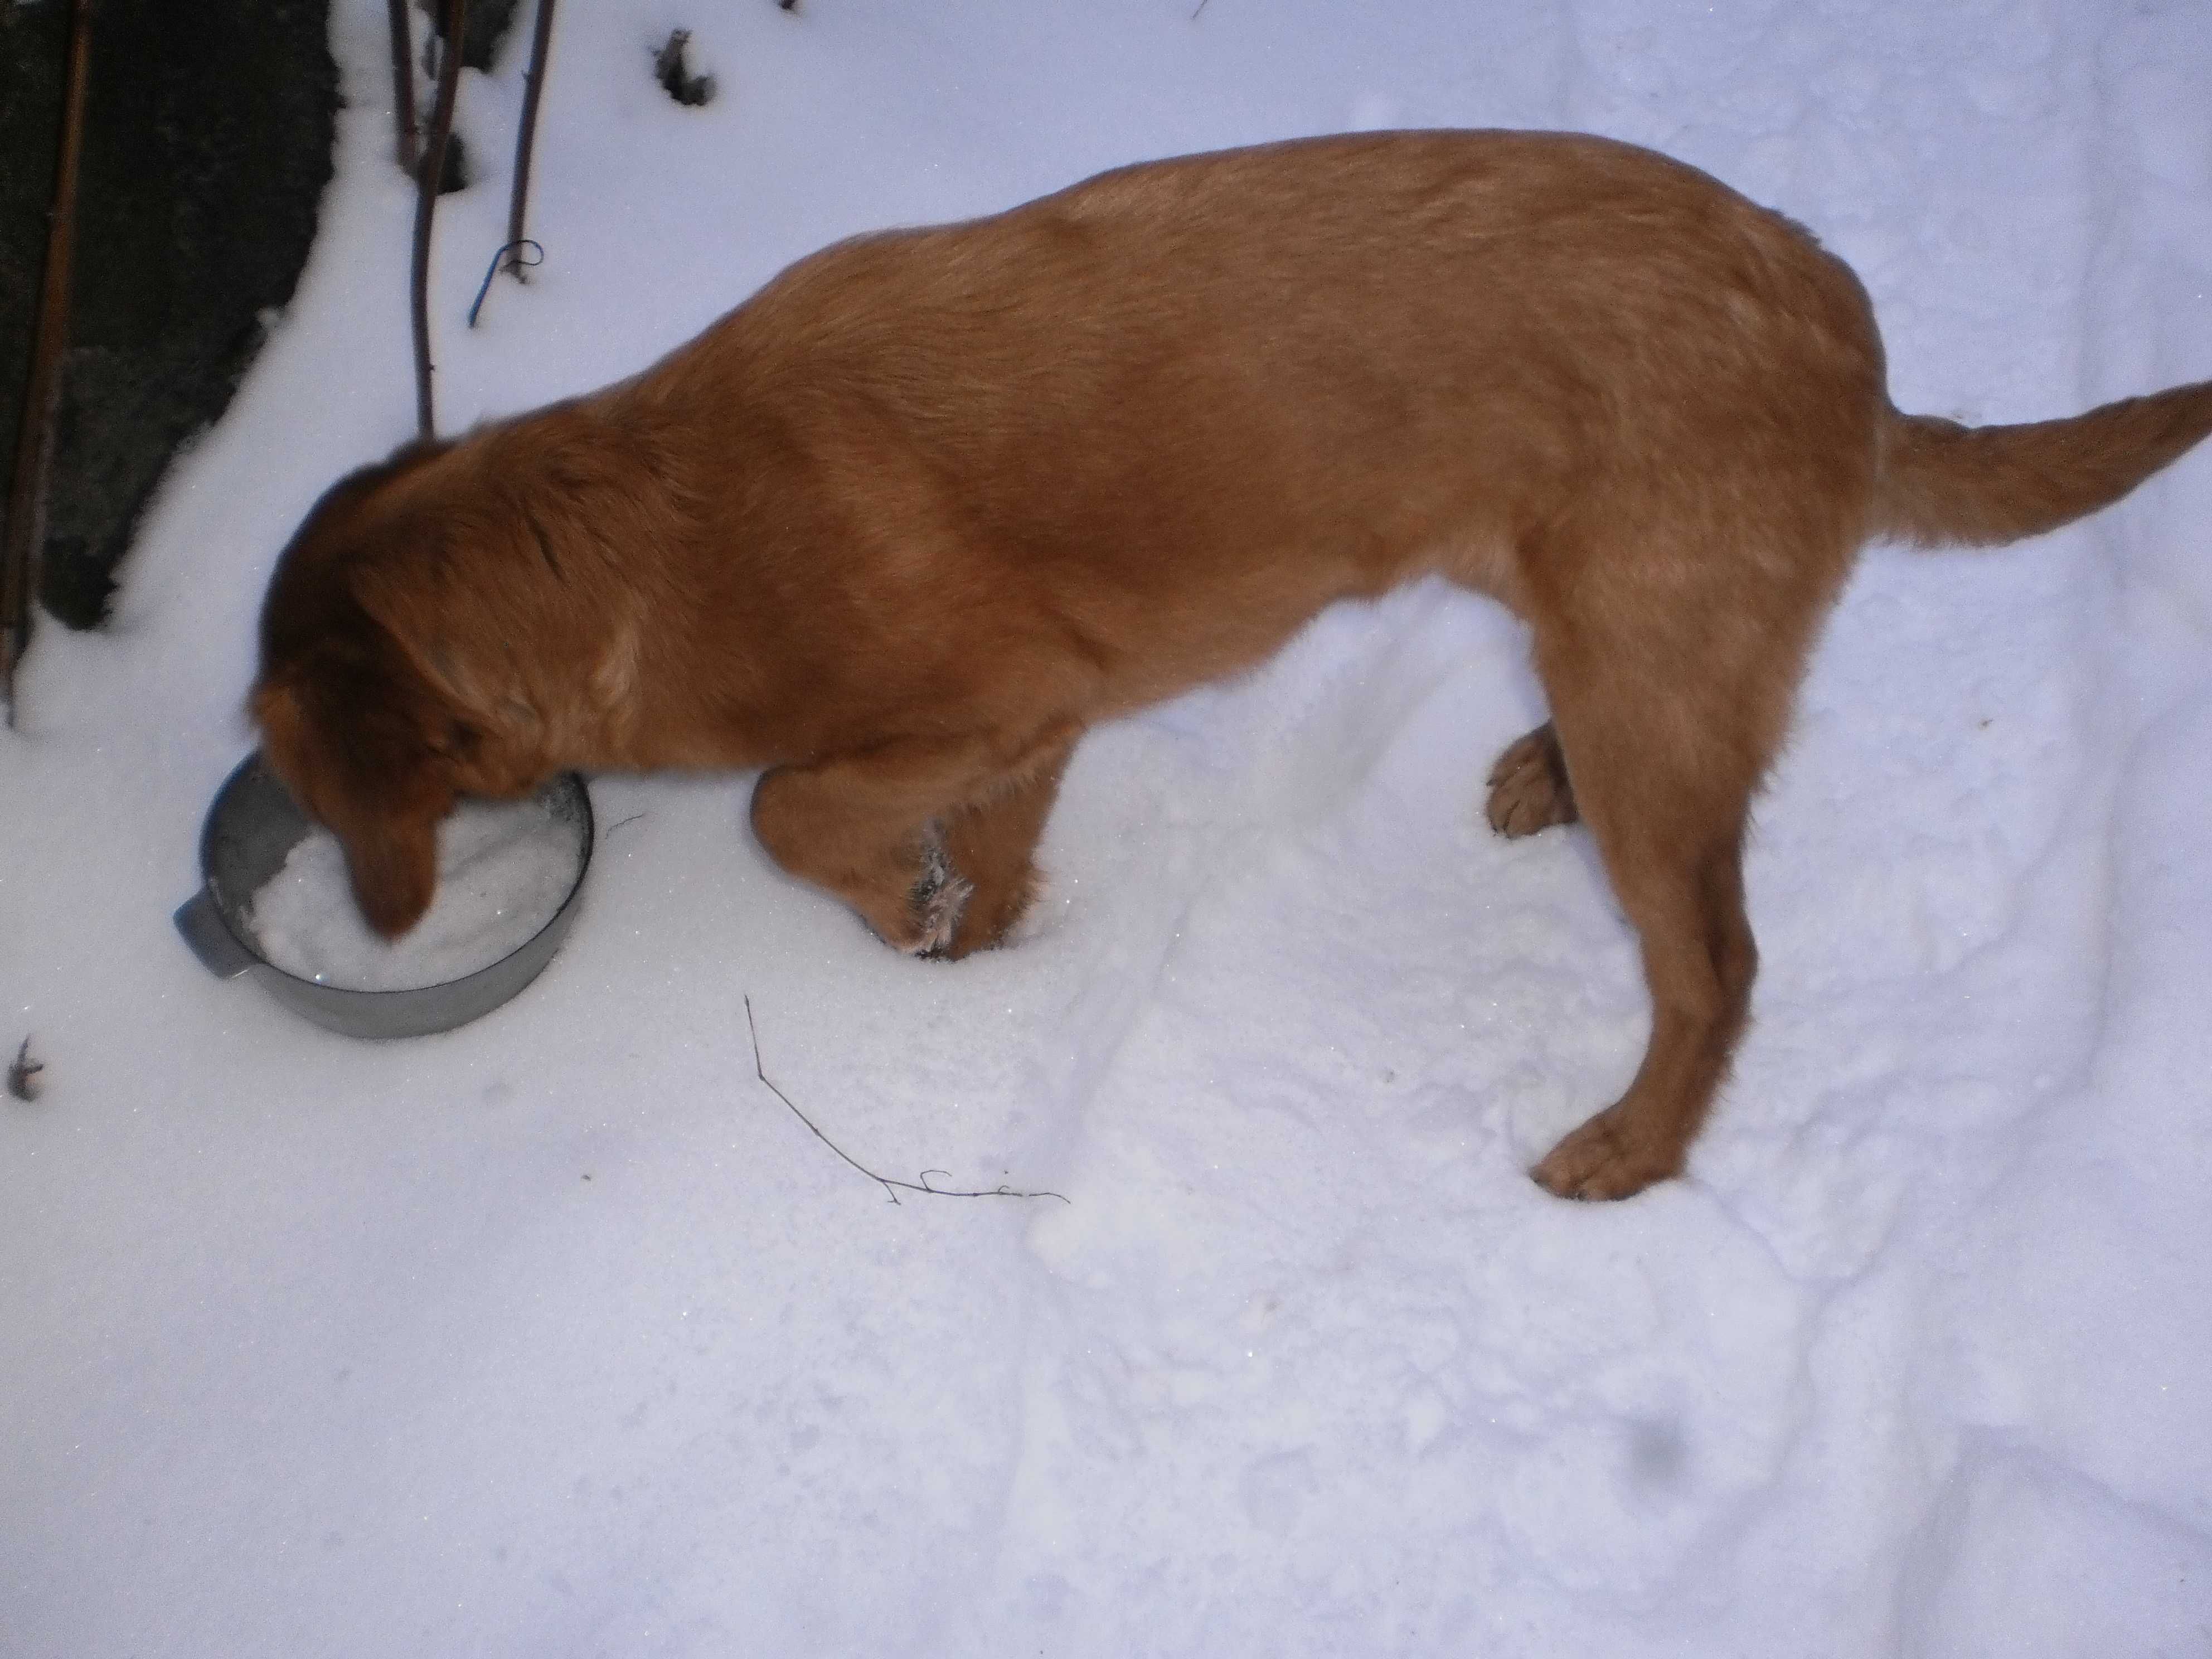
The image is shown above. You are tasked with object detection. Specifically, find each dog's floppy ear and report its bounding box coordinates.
[350,560,476,713]
[253,649,453,939]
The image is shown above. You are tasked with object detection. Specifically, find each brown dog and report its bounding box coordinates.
[253,130,2212,1199]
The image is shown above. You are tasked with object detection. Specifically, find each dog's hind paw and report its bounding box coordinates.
[1531,1109,1681,1201]
[1485,722,1579,838]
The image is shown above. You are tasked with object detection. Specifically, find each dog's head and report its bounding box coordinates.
[253,629,457,939]
[251,442,530,938]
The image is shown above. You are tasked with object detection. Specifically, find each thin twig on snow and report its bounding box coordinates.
[744,996,1068,1206]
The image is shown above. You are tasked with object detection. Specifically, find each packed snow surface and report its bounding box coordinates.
[4,2,2210,1656]
[248,799,583,991]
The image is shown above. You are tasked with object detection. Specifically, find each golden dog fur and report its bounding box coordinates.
[253,131,2212,1199]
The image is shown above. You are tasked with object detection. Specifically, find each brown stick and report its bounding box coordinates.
[505,0,557,282]
[410,0,469,438]
[2,0,95,725]
[385,0,419,173]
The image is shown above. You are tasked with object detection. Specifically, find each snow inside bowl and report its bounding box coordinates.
[174,753,593,1039]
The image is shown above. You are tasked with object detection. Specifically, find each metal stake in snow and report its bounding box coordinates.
[410,0,469,439]
[384,0,419,174]
[2,0,95,726]
[505,0,559,283]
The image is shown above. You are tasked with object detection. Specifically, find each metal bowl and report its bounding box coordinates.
[173,753,593,1039]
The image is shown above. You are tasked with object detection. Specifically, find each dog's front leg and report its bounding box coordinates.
[937,735,1076,958]
[749,743,990,954]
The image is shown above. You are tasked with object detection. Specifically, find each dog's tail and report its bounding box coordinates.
[1872,379,2212,548]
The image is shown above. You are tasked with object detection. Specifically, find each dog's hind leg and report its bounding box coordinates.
[1530,763,1757,1200]
[1513,508,1845,1199]
[1528,677,1763,1200]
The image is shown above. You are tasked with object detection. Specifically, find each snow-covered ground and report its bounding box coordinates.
[6,1,2211,1652]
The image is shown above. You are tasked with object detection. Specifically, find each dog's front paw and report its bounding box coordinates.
[942,863,1043,961]
[1531,1109,1681,1201]
[1485,724,1578,838]
[905,834,974,958]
